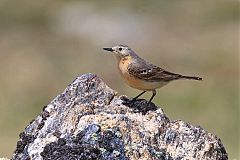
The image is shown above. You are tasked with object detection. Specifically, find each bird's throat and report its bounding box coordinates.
[118,56,132,75]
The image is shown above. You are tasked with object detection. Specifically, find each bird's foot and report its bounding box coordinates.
[120,96,158,114]
[121,96,136,107]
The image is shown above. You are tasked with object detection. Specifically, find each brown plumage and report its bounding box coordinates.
[128,59,202,82]
[103,45,202,106]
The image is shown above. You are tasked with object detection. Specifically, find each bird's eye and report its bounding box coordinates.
[119,47,122,51]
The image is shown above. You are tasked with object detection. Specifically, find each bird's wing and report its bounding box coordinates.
[128,61,181,82]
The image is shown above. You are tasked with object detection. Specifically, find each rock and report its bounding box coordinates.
[12,73,228,160]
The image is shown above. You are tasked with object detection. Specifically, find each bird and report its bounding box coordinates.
[103,45,202,107]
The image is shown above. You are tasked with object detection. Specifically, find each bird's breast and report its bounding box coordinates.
[118,57,131,77]
[118,57,168,91]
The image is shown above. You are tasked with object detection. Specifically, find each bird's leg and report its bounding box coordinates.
[126,91,146,107]
[132,91,146,101]
[147,90,156,107]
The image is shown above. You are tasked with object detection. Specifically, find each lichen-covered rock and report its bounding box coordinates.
[12,73,228,160]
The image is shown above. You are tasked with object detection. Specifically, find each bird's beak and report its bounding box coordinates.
[103,47,114,52]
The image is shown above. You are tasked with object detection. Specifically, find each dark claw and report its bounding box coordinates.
[121,96,136,107]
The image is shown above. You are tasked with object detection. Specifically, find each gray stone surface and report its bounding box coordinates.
[12,73,228,160]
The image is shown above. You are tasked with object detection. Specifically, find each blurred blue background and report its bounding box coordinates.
[0,0,239,159]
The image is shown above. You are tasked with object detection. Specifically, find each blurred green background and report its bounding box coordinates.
[0,0,239,159]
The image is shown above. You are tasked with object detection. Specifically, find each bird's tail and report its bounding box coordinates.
[179,75,203,81]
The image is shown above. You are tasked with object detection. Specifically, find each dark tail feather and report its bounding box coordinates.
[180,75,203,81]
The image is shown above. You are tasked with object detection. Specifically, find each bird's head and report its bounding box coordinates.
[103,45,135,59]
